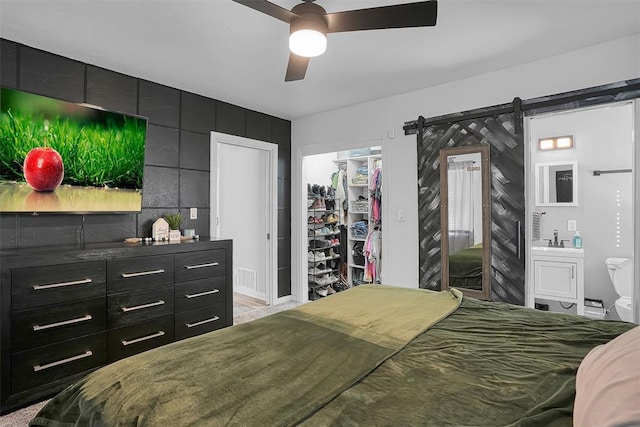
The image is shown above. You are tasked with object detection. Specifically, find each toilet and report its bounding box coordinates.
[605,257,634,322]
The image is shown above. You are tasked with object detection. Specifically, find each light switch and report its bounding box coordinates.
[190,208,198,220]
[398,209,406,222]
[567,219,576,231]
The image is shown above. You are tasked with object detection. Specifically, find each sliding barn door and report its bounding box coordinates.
[417,112,525,304]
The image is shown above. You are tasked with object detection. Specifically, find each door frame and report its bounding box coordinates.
[210,132,279,306]
[524,100,638,322]
[293,138,386,303]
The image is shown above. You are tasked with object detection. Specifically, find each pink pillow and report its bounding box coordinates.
[573,326,640,426]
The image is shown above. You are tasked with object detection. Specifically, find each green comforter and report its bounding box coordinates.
[30,285,633,426]
[31,285,461,426]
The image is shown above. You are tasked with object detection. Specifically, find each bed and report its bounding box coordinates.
[30,285,636,426]
[448,243,483,290]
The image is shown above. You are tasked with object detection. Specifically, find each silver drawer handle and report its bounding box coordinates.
[185,262,219,270]
[33,314,93,331]
[185,289,220,299]
[121,300,165,312]
[33,278,92,290]
[33,350,93,372]
[186,316,220,328]
[121,331,165,346]
[121,269,165,278]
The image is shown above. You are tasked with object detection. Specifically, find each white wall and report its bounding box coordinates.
[291,34,640,295]
[528,103,634,315]
[306,152,339,188]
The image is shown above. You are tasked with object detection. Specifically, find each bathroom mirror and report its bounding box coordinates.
[439,144,491,300]
[535,161,578,206]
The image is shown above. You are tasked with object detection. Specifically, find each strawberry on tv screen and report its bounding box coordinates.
[0,87,147,213]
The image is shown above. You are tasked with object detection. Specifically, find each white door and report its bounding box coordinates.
[210,132,277,305]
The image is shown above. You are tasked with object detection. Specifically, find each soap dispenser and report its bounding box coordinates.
[572,231,583,249]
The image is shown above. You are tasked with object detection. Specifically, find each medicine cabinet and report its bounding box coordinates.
[534,161,578,206]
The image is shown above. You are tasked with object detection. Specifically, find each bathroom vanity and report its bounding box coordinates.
[527,245,585,315]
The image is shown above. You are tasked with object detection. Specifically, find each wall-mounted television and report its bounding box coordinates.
[0,87,147,213]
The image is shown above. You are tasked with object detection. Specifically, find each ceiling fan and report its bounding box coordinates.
[232,0,438,81]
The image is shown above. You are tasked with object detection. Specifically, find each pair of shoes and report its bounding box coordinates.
[329,238,340,246]
[309,251,327,262]
[314,274,335,286]
[309,264,331,275]
[329,248,339,258]
[324,213,338,224]
[326,285,336,295]
[310,197,325,210]
[309,239,330,250]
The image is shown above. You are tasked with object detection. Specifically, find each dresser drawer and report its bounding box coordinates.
[175,303,225,341]
[12,332,106,394]
[107,254,174,293]
[107,285,174,329]
[107,315,174,362]
[175,250,225,283]
[175,277,225,313]
[11,261,106,310]
[12,298,106,352]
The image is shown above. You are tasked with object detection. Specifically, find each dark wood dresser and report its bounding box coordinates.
[0,238,232,414]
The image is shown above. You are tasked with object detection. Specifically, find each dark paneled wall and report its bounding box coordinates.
[0,39,292,297]
[417,111,525,305]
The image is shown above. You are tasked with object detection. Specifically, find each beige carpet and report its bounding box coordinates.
[0,300,301,426]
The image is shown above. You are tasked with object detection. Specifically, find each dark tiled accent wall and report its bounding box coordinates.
[0,39,292,297]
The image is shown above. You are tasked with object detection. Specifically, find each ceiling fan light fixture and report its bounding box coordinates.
[288,3,328,58]
[289,29,326,57]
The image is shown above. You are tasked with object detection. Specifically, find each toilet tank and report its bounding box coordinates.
[606,257,633,297]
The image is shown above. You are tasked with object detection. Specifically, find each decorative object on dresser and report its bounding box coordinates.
[152,217,170,242]
[0,238,232,414]
[163,212,183,242]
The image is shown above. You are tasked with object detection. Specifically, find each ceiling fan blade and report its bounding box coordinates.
[285,53,310,82]
[232,0,296,23]
[326,0,437,33]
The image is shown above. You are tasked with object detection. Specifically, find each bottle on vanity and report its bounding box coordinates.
[572,231,583,249]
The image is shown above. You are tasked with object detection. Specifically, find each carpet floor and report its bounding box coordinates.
[0,300,301,426]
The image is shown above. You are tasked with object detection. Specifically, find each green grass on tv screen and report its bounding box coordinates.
[0,109,145,190]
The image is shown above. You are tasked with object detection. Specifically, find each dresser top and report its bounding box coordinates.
[0,238,232,269]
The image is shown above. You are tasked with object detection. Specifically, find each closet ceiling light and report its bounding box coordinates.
[538,135,574,151]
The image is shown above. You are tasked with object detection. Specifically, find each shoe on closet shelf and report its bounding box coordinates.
[329,248,339,258]
[316,287,328,297]
[308,251,318,262]
[315,251,328,260]
[326,285,336,295]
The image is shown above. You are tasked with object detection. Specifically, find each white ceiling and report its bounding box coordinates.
[1,0,639,120]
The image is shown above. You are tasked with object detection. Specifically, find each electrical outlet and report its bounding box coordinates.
[190,207,197,220]
[567,219,576,231]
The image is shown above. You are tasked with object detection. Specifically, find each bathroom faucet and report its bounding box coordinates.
[553,229,559,247]
[546,230,564,247]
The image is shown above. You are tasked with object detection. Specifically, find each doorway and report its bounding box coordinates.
[524,101,636,321]
[300,146,383,302]
[210,132,278,306]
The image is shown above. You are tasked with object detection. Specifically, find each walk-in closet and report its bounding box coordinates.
[304,147,383,300]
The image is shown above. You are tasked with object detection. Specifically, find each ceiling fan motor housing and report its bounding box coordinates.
[289,2,328,37]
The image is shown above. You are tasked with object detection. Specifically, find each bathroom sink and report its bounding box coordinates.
[531,245,584,255]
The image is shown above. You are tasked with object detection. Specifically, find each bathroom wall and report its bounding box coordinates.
[528,102,634,312]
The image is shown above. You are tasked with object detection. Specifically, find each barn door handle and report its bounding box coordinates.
[516,220,522,259]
